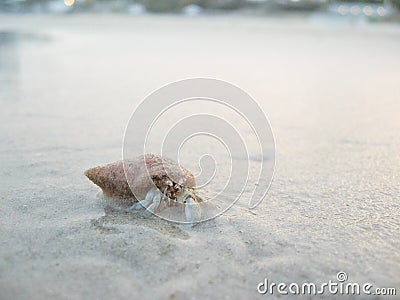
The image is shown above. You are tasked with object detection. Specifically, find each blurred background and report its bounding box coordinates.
[0,0,398,19]
[1,0,399,299]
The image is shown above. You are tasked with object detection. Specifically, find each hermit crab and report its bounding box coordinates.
[85,154,202,226]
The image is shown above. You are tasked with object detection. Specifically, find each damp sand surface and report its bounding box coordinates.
[0,14,399,299]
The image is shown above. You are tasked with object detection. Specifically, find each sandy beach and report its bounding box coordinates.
[0,14,399,299]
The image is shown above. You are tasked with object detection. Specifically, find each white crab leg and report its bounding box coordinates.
[127,188,155,211]
[184,198,201,227]
[142,191,162,217]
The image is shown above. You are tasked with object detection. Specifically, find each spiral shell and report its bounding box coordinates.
[84,154,196,201]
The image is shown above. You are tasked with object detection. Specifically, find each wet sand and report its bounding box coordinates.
[0,14,399,299]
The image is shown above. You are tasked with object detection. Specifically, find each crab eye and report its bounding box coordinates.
[183,200,187,204]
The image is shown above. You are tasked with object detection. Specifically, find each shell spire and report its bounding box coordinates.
[84,161,133,199]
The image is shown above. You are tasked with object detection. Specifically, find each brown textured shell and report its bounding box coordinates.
[84,154,196,201]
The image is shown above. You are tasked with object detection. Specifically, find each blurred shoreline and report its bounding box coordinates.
[1,0,399,24]
[1,10,400,35]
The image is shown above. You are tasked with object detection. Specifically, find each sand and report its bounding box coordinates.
[0,14,399,299]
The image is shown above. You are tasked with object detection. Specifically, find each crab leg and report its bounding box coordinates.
[127,188,155,211]
[142,192,162,217]
[184,198,201,227]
